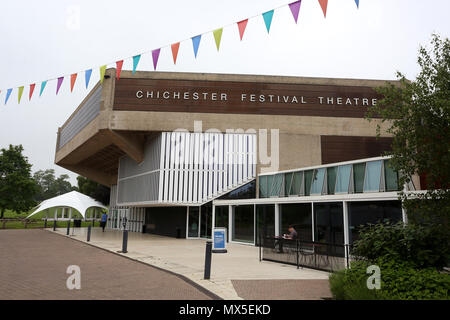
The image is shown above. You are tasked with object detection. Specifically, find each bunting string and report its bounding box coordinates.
[1,0,361,105]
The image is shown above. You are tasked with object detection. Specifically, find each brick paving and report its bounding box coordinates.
[231,279,332,300]
[0,229,214,300]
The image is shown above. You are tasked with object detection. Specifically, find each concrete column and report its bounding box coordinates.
[343,201,350,268]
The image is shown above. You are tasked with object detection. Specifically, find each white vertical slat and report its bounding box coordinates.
[168,132,175,202]
[158,133,166,202]
[183,133,190,203]
[243,134,248,181]
[163,132,170,202]
[198,133,204,203]
[218,134,224,192]
[188,133,195,203]
[224,134,229,191]
[208,133,213,199]
[193,133,199,203]
[233,134,238,187]
[252,134,257,177]
[178,132,185,203]
[174,132,181,202]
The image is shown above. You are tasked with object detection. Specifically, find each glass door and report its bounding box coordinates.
[200,202,212,238]
[188,207,200,238]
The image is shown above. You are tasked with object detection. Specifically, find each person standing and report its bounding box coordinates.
[101,212,108,232]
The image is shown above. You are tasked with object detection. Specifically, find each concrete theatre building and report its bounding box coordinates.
[55,69,420,250]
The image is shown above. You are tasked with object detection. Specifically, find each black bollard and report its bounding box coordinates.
[53,220,57,231]
[204,241,212,280]
[66,220,71,235]
[87,225,91,242]
[121,230,128,253]
[44,219,47,229]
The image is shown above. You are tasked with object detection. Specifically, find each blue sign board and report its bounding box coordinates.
[212,228,227,253]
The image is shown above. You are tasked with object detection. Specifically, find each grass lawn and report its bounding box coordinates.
[1,207,104,229]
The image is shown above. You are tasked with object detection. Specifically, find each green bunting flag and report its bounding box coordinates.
[213,28,223,51]
[18,86,24,104]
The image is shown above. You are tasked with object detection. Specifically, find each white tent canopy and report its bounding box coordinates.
[27,191,107,219]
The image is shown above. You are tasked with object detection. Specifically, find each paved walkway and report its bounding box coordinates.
[0,229,214,300]
[50,227,332,300]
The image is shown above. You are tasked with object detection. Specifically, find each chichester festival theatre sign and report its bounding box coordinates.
[135,89,378,107]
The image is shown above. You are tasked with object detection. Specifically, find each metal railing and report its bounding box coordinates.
[259,236,350,272]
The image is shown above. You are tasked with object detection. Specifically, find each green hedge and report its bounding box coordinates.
[329,257,450,300]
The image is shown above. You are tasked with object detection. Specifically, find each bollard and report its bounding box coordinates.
[121,230,128,253]
[44,219,47,229]
[87,225,91,242]
[66,220,71,235]
[204,241,212,280]
[53,220,57,231]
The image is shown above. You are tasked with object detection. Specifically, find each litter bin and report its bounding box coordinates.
[73,219,82,228]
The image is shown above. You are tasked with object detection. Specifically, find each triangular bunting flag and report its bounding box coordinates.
[29,84,35,100]
[5,88,12,105]
[116,60,123,80]
[85,69,92,88]
[152,49,160,70]
[70,73,77,92]
[262,10,274,33]
[237,19,248,41]
[318,0,328,18]
[132,55,141,74]
[171,42,180,64]
[289,1,302,23]
[355,0,359,8]
[56,77,64,95]
[99,65,106,84]
[39,81,47,96]
[213,28,223,51]
[192,35,201,58]
[18,86,24,104]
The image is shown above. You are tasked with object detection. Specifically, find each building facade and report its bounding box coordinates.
[55,69,420,245]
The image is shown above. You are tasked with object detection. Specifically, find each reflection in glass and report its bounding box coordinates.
[256,204,275,245]
[310,168,325,195]
[384,160,400,191]
[335,165,352,193]
[327,167,337,194]
[232,205,254,243]
[304,170,313,196]
[188,206,199,237]
[363,160,382,192]
[279,203,312,241]
[353,163,366,193]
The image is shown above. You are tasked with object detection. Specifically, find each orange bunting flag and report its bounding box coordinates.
[29,84,35,100]
[318,0,328,18]
[70,73,77,92]
[237,19,248,41]
[171,42,180,64]
[116,60,123,80]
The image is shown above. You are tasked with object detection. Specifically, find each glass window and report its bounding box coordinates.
[304,170,314,196]
[284,172,293,196]
[188,206,200,237]
[353,163,366,193]
[364,160,382,192]
[270,173,283,197]
[259,176,268,198]
[214,205,229,242]
[335,164,351,193]
[348,201,402,243]
[314,202,344,256]
[279,203,312,241]
[327,167,337,195]
[384,160,400,191]
[310,168,325,195]
[232,205,254,243]
[256,204,275,245]
[200,202,212,238]
[219,180,256,200]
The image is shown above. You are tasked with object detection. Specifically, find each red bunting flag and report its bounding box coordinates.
[318,0,328,18]
[116,60,123,80]
[29,84,35,100]
[70,73,77,92]
[171,42,180,64]
[237,19,248,41]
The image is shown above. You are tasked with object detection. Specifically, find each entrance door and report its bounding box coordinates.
[187,207,200,238]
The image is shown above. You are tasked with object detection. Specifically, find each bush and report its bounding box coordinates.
[329,258,450,300]
[352,221,450,269]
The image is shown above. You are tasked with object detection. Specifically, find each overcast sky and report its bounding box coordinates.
[0,0,449,185]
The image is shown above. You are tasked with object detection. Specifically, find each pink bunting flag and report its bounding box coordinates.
[289,1,302,23]
[116,60,123,80]
[237,19,248,41]
[152,49,161,70]
[56,77,64,95]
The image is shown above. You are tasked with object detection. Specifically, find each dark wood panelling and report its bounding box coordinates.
[113,78,383,118]
[321,136,393,164]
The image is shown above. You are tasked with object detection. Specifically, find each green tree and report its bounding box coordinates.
[367,34,450,228]
[0,145,37,218]
[77,176,110,205]
[33,169,74,202]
